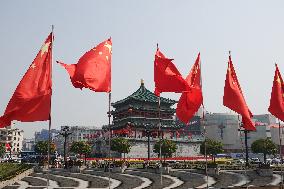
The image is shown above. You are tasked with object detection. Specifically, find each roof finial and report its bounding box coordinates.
[141,79,144,85]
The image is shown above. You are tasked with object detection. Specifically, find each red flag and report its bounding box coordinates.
[268,64,284,121]
[58,38,112,92]
[176,53,203,124]
[154,48,189,96]
[5,143,11,151]
[223,55,255,131]
[0,33,52,128]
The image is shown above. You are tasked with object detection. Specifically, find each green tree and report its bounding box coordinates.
[70,141,92,165]
[111,137,131,160]
[34,141,56,155]
[251,138,277,163]
[0,144,6,158]
[153,139,177,160]
[200,139,224,162]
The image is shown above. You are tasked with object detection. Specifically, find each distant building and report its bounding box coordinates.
[253,114,277,125]
[22,138,35,151]
[35,129,59,142]
[205,113,242,152]
[205,113,277,153]
[0,127,24,155]
[65,126,102,143]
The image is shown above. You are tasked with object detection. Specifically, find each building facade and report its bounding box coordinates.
[0,127,24,155]
[205,113,277,153]
[101,80,203,158]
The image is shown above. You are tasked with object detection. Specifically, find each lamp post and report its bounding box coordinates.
[59,126,72,169]
[145,124,151,161]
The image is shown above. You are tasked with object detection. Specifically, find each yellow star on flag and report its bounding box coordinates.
[40,42,51,57]
[30,63,36,69]
[276,74,281,83]
[104,42,112,54]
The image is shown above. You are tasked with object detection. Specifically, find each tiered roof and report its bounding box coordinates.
[112,80,176,108]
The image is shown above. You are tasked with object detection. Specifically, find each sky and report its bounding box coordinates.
[0,1,283,138]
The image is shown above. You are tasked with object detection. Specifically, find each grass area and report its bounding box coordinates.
[0,163,32,181]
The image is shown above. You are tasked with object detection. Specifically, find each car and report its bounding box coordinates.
[271,158,281,164]
[266,158,272,164]
[250,157,261,164]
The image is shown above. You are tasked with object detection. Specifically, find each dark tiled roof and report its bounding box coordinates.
[112,83,176,107]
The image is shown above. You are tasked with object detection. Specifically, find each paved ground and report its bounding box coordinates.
[2,168,284,189]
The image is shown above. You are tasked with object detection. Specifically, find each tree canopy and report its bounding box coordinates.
[200,138,224,162]
[0,144,6,157]
[153,139,177,159]
[70,141,92,155]
[111,137,131,159]
[251,138,277,163]
[34,141,56,155]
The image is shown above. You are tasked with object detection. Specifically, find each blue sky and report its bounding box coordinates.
[0,1,283,138]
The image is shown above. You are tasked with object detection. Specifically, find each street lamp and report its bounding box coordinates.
[144,124,151,161]
[59,126,72,169]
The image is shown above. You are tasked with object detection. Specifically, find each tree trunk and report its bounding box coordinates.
[123,153,125,161]
[84,153,87,166]
[264,153,267,164]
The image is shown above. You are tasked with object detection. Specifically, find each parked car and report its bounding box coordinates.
[271,158,281,164]
[249,157,261,164]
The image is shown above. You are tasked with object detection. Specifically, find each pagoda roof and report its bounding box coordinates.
[112,81,176,107]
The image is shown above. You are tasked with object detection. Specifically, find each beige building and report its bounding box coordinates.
[0,126,24,155]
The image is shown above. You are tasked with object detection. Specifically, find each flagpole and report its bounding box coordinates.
[156,43,163,185]
[278,119,283,187]
[199,56,208,189]
[158,96,163,185]
[47,25,54,189]
[238,115,248,188]
[108,92,111,189]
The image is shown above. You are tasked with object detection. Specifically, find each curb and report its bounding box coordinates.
[0,168,34,188]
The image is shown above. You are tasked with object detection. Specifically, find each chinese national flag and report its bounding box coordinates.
[58,38,112,92]
[5,143,11,151]
[268,64,284,121]
[0,33,52,128]
[176,53,203,124]
[154,48,189,96]
[223,55,255,131]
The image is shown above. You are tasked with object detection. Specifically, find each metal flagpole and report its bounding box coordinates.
[108,92,112,189]
[202,105,208,189]
[158,96,163,185]
[156,43,163,185]
[238,115,248,188]
[278,119,283,187]
[47,25,54,189]
[199,57,208,188]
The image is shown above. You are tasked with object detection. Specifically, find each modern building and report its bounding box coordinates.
[205,113,242,152]
[0,127,24,155]
[35,129,59,142]
[205,113,277,152]
[22,138,35,151]
[253,114,277,125]
[64,126,103,143]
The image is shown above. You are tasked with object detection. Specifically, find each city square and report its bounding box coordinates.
[0,1,284,189]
